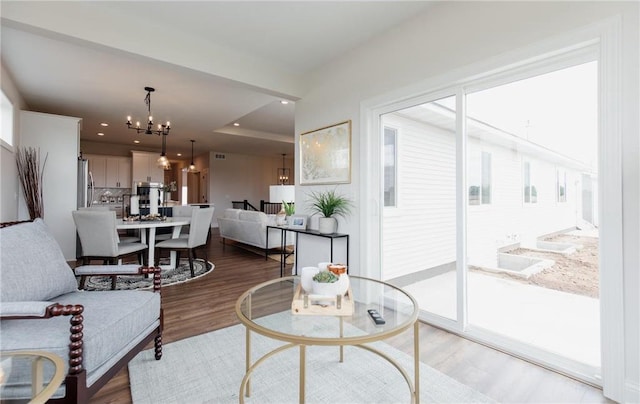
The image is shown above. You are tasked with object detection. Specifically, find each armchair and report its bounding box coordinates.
[0,219,163,403]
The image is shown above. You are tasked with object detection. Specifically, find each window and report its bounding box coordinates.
[383,127,397,207]
[469,150,492,205]
[1,90,14,148]
[557,169,567,203]
[523,160,537,203]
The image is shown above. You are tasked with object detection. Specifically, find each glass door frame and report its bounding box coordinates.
[360,19,624,395]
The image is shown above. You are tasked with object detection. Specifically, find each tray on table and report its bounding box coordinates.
[291,284,354,316]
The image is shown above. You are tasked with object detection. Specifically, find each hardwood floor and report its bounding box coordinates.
[89,230,609,403]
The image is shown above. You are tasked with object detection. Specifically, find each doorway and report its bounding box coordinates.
[379,57,602,383]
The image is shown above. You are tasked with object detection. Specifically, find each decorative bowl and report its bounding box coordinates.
[300,267,320,293]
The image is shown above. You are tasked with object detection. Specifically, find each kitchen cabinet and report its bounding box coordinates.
[86,155,131,188]
[106,157,131,188]
[132,151,164,184]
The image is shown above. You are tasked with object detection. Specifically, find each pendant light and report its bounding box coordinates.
[157,133,171,170]
[188,140,197,172]
[126,86,171,135]
[277,153,290,185]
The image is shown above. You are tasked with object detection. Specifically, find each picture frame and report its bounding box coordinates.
[287,215,308,230]
[299,120,351,185]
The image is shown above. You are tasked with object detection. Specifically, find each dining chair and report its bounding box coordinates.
[155,205,198,241]
[155,207,215,277]
[72,210,148,289]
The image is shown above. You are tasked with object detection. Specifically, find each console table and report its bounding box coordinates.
[266,226,349,277]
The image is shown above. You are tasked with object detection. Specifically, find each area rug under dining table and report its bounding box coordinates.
[129,319,495,403]
[82,258,214,291]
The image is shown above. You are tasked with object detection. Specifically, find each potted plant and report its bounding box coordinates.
[308,189,352,234]
[311,270,340,296]
[282,200,295,223]
[311,270,349,296]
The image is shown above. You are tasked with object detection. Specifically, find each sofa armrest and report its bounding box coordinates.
[74,265,162,292]
[0,301,54,318]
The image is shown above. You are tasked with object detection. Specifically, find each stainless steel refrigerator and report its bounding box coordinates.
[77,156,94,208]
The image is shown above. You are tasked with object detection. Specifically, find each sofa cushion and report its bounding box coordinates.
[0,219,78,302]
[238,210,267,224]
[223,208,242,220]
[0,290,160,393]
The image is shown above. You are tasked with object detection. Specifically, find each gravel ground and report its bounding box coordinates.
[473,233,599,298]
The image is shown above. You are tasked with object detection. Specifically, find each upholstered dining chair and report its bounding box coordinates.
[72,209,148,289]
[155,205,198,242]
[155,207,214,277]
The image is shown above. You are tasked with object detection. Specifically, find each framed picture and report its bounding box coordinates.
[288,215,308,230]
[300,120,351,185]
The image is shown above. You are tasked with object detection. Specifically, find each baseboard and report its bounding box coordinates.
[626,378,640,403]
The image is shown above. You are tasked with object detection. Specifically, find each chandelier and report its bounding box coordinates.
[277,153,290,185]
[126,86,171,136]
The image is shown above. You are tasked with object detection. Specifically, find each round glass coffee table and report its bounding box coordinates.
[235,275,419,403]
[0,350,65,404]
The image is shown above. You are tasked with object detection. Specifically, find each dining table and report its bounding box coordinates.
[116,216,190,269]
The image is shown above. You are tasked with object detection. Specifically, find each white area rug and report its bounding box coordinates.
[129,319,494,403]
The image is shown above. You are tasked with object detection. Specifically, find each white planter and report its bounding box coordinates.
[311,274,349,296]
[312,279,342,296]
[318,217,337,234]
[301,266,320,293]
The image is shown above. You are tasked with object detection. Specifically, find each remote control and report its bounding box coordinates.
[367,309,386,325]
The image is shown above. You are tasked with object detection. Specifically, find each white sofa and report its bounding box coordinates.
[217,208,289,257]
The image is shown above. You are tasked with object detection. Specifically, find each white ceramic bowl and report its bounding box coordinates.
[311,279,342,296]
[317,262,332,271]
[300,267,320,293]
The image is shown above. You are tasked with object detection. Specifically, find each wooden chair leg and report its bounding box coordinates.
[111,275,117,290]
[188,249,195,277]
[79,275,87,289]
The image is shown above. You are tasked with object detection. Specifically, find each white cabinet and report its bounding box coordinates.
[87,155,107,187]
[86,155,132,188]
[132,151,164,184]
[106,157,131,188]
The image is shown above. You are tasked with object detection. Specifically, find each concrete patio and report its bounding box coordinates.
[403,270,600,367]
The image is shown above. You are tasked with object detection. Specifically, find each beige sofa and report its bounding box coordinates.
[217,208,289,257]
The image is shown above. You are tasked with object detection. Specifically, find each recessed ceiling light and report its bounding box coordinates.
[177,153,182,157]
[100,122,109,127]
[233,122,240,127]
[97,132,105,136]
[134,140,140,144]
[280,100,289,105]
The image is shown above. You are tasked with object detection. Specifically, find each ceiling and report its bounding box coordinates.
[1,1,432,159]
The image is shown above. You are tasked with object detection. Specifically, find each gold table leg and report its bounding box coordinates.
[414,321,420,404]
[299,345,306,404]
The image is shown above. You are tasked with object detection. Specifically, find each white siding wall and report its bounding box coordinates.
[383,113,583,276]
[382,114,456,280]
[467,138,582,267]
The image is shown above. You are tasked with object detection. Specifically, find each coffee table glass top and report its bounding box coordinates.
[236,276,418,344]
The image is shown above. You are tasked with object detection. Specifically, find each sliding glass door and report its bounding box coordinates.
[379,57,601,381]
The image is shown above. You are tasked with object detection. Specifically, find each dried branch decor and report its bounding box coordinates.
[16,147,48,219]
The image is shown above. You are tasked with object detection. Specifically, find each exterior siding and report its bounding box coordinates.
[382,114,456,280]
[383,112,586,279]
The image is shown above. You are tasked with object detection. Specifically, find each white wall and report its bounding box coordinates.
[295,2,638,400]
[209,152,294,226]
[0,63,27,222]
[19,111,81,260]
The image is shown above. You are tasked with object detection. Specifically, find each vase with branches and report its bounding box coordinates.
[16,147,48,219]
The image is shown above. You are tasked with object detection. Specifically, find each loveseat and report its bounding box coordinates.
[0,219,162,403]
[217,208,290,258]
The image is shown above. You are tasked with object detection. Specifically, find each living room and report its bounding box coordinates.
[1,2,638,403]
